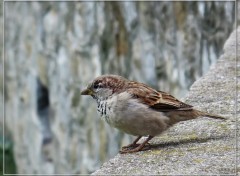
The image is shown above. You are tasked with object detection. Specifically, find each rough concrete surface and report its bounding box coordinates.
[92,28,239,175]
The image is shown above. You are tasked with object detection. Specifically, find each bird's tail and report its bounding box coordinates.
[165,109,226,126]
[194,110,226,120]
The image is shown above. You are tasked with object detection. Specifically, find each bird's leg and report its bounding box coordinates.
[121,136,142,149]
[120,136,154,154]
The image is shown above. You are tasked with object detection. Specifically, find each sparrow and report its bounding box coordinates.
[81,75,225,153]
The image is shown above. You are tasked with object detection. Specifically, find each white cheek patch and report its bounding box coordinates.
[97,88,113,100]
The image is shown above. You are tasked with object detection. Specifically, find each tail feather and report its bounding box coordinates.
[165,109,226,126]
[195,110,226,120]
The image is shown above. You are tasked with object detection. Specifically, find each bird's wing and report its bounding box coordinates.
[125,82,193,111]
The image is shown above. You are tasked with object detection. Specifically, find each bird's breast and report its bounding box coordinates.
[95,92,170,136]
[96,98,116,125]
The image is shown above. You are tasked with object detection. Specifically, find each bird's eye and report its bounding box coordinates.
[93,83,99,89]
[93,83,102,89]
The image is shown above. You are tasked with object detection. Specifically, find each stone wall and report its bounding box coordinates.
[2,1,236,174]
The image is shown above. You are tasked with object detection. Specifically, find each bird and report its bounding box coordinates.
[81,75,225,154]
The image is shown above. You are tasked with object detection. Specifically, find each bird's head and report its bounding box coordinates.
[81,75,127,100]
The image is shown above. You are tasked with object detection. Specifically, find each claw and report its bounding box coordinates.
[121,143,140,149]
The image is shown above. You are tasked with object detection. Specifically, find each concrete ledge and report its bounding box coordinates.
[92,27,239,175]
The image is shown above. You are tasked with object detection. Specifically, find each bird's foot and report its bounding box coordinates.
[121,143,140,149]
[120,136,154,154]
[119,144,151,154]
[121,142,151,150]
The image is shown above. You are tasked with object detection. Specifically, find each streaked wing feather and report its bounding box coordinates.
[125,82,193,111]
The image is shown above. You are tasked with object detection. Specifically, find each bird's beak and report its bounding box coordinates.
[81,88,94,96]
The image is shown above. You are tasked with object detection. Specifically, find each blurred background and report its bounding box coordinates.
[1,1,236,175]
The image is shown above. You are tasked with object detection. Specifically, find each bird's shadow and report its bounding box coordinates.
[143,135,229,151]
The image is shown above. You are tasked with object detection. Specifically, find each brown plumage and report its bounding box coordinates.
[81,75,226,153]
